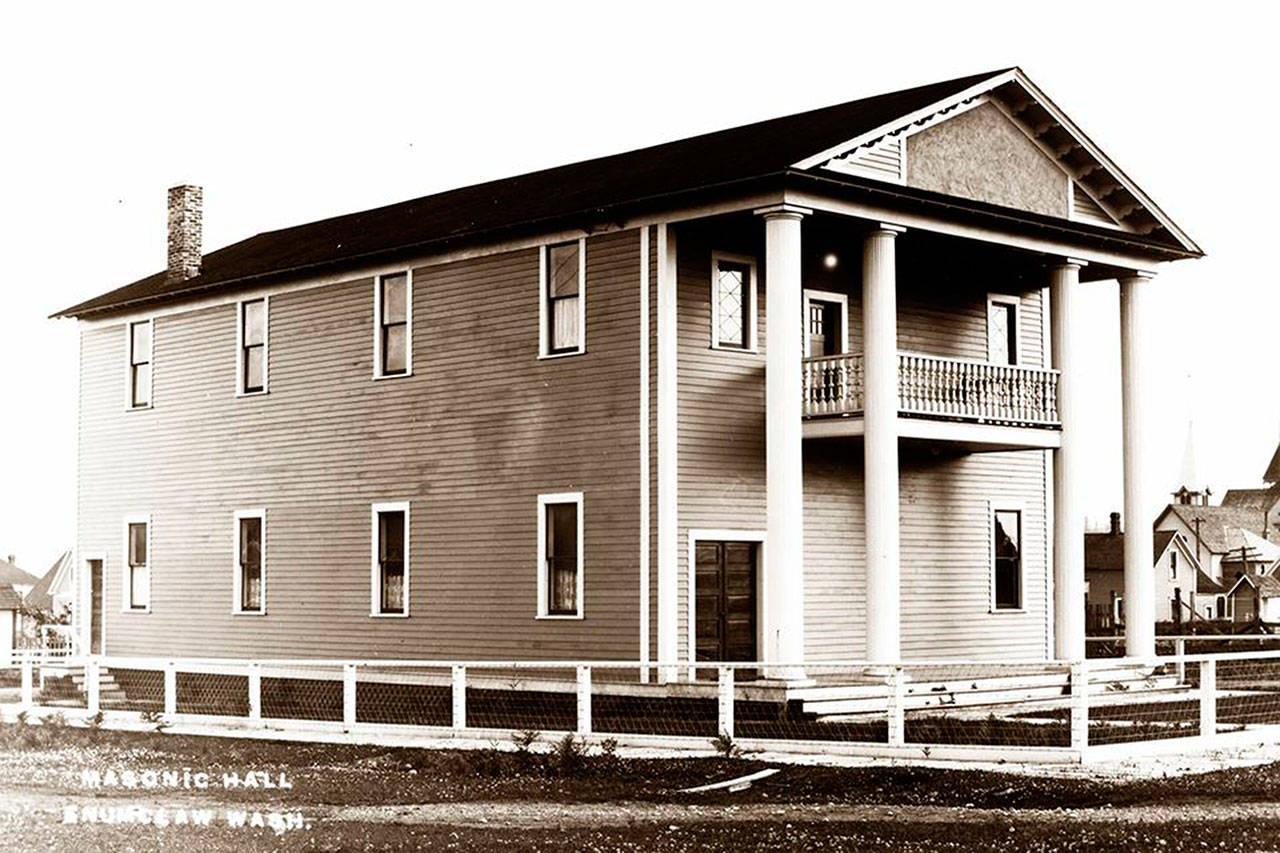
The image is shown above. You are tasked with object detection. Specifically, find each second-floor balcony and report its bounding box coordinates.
[803,352,1061,443]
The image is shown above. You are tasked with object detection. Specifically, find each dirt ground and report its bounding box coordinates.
[5,723,1280,851]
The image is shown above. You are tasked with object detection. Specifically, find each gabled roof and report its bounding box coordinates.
[1197,568,1227,595]
[25,551,72,613]
[1159,504,1275,554]
[1225,572,1280,599]
[1084,529,1179,571]
[1266,442,1280,484]
[1221,528,1280,564]
[54,67,1201,320]
[0,584,21,611]
[0,557,38,589]
[1221,486,1280,512]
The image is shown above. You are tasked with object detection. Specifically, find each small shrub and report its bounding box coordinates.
[598,737,619,758]
[711,730,742,759]
[511,729,540,752]
[551,733,586,776]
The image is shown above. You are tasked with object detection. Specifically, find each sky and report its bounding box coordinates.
[0,1,1275,573]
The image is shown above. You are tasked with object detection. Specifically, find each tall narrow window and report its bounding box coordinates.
[537,493,583,618]
[234,510,265,614]
[125,517,149,611]
[992,509,1022,610]
[987,295,1019,365]
[371,502,409,616]
[1169,550,1178,580]
[239,298,267,394]
[128,320,152,408]
[544,241,583,355]
[710,253,756,351]
[375,272,411,377]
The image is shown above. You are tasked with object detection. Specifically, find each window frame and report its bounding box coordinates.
[373,271,413,380]
[709,252,758,352]
[235,297,269,396]
[538,239,587,359]
[989,502,1026,613]
[985,293,1021,366]
[536,491,584,619]
[232,508,267,616]
[370,501,411,617]
[126,319,154,411]
[121,513,151,613]
[1169,549,1178,581]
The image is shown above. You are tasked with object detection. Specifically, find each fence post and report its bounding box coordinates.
[342,664,357,731]
[576,666,592,736]
[1069,661,1088,753]
[717,665,734,740]
[1200,658,1217,737]
[886,666,905,746]
[86,658,100,716]
[451,665,466,730]
[1176,638,1186,684]
[20,652,33,708]
[163,661,177,718]
[247,663,261,722]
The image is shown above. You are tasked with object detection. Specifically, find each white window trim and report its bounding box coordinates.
[802,288,850,355]
[536,491,585,619]
[988,500,1027,614]
[986,293,1022,365]
[232,508,267,616]
[709,251,758,353]
[538,239,588,359]
[125,318,154,411]
[685,529,766,679]
[372,271,414,380]
[121,513,151,614]
[235,296,270,397]
[370,500,411,617]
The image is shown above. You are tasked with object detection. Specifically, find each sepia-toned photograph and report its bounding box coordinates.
[1,2,1277,850]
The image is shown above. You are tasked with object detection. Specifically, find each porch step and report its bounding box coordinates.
[800,664,1184,718]
[65,666,130,703]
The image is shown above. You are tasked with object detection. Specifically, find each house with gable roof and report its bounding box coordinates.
[52,68,1201,676]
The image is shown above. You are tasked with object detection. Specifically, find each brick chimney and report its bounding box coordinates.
[1110,512,1122,535]
[166,185,203,284]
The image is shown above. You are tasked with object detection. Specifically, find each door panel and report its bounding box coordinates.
[89,560,103,655]
[694,541,758,676]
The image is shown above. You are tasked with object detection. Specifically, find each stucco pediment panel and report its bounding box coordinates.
[905,102,1067,218]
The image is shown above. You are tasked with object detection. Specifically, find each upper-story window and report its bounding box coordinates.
[986,294,1020,365]
[537,492,583,618]
[371,501,409,616]
[124,515,150,612]
[710,252,757,351]
[1169,550,1178,580]
[992,508,1022,611]
[238,298,268,395]
[374,272,412,378]
[128,320,153,409]
[233,509,265,614]
[540,240,586,357]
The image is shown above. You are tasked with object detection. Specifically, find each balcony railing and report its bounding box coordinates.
[803,352,1060,427]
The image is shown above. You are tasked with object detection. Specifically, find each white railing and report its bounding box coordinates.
[803,352,1060,427]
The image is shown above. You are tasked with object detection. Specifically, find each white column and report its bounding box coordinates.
[1050,260,1087,661]
[863,224,905,664]
[1120,271,1157,659]
[758,204,810,675]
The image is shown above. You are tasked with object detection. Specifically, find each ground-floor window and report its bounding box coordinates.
[123,515,150,612]
[537,492,583,618]
[991,508,1023,611]
[233,509,266,614]
[371,502,409,616]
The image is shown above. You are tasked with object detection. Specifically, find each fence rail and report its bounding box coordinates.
[802,352,1061,427]
[6,650,1280,761]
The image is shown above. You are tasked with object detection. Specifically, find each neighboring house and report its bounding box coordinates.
[53,68,1201,673]
[24,551,76,619]
[1223,573,1280,625]
[1155,504,1276,582]
[1220,440,1280,539]
[1084,515,1208,627]
[0,584,21,660]
[0,555,39,601]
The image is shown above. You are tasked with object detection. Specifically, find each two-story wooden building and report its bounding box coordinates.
[56,69,1201,675]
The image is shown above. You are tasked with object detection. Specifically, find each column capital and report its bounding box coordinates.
[753,203,812,220]
[1049,257,1090,270]
[868,222,907,237]
[1119,269,1158,283]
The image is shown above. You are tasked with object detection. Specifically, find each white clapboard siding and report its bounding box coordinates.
[1071,182,1121,228]
[824,135,905,183]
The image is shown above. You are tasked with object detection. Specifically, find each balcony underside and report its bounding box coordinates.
[803,413,1062,451]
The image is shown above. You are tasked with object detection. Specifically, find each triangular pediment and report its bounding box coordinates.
[794,70,1194,249]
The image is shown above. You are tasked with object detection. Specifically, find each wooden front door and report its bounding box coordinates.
[695,541,758,669]
[807,300,841,357]
[88,559,103,655]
